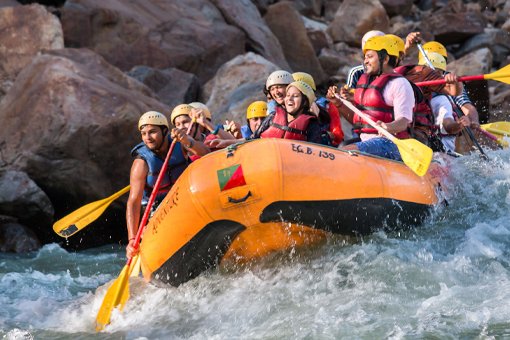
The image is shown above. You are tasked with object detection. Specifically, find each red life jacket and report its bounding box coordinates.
[353,73,410,139]
[394,65,437,137]
[327,103,343,146]
[260,106,316,141]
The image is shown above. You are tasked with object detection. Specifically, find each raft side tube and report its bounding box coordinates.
[261,198,432,235]
[151,220,245,286]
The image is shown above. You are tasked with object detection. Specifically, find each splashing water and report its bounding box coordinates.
[2,149,510,339]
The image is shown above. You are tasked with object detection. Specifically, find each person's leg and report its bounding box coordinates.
[355,137,402,161]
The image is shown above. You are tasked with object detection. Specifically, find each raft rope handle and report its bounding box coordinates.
[228,191,252,204]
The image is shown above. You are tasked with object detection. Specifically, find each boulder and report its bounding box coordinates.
[380,0,413,17]
[420,11,486,44]
[447,48,493,76]
[323,0,341,22]
[128,66,199,109]
[209,0,290,70]
[0,4,63,97]
[264,1,326,83]
[286,0,323,17]
[60,0,245,83]
[327,0,390,46]
[0,170,54,242]
[319,43,361,84]
[0,48,167,230]
[454,28,510,66]
[0,221,41,253]
[0,0,19,8]
[203,52,277,124]
[302,16,333,55]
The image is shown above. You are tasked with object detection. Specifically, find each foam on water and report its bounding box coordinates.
[2,149,510,339]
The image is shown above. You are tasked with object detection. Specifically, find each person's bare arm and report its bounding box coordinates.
[126,158,147,258]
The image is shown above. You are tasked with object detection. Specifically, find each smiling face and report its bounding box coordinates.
[284,86,303,116]
[269,84,287,105]
[364,50,382,76]
[140,124,165,151]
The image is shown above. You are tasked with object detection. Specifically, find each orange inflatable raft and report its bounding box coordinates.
[139,138,446,286]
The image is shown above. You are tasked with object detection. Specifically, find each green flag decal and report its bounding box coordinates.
[217,164,246,191]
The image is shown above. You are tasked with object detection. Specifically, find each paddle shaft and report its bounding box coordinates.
[415,75,484,87]
[335,94,396,142]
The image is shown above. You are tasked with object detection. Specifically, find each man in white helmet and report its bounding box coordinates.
[126,110,207,258]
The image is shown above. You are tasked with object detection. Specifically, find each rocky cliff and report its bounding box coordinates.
[0,0,508,251]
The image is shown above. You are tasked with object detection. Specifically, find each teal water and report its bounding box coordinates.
[2,149,510,339]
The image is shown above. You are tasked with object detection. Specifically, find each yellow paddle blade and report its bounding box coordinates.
[95,264,131,331]
[393,138,433,177]
[481,122,510,148]
[485,64,510,84]
[129,254,141,278]
[53,186,130,237]
[482,121,510,136]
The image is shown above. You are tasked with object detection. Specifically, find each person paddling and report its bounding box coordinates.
[416,51,471,153]
[126,111,205,258]
[421,41,481,130]
[330,35,416,161]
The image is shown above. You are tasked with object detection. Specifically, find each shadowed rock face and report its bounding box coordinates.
[264,1,326,83]
[0,3,64,97]
[0,48,168,246]
[60,0,246,83]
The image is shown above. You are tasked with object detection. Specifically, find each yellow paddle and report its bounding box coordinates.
[95,121,195,331]
[414,63,510,87]
[336,95,433,176]
[53,186,131,237]
[481,121,510,136]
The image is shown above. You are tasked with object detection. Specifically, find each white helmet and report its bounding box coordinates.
[361,30,385,49]
[265,70,293,90]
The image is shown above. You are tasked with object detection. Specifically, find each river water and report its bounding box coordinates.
[2,149,510,339]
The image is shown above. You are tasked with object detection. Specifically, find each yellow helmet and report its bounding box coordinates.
[385,34,405,55]
[292,72,316,91]
[246,101,268,120]
[363,35,400,58]
[170,104,192,125]
[286,81,316,105]
[188,102,212,120]
[422,41,447,58]
[418,51,446,71]
[138,111,168,130]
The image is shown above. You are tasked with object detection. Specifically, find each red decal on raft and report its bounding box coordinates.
[217,164,247,191]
